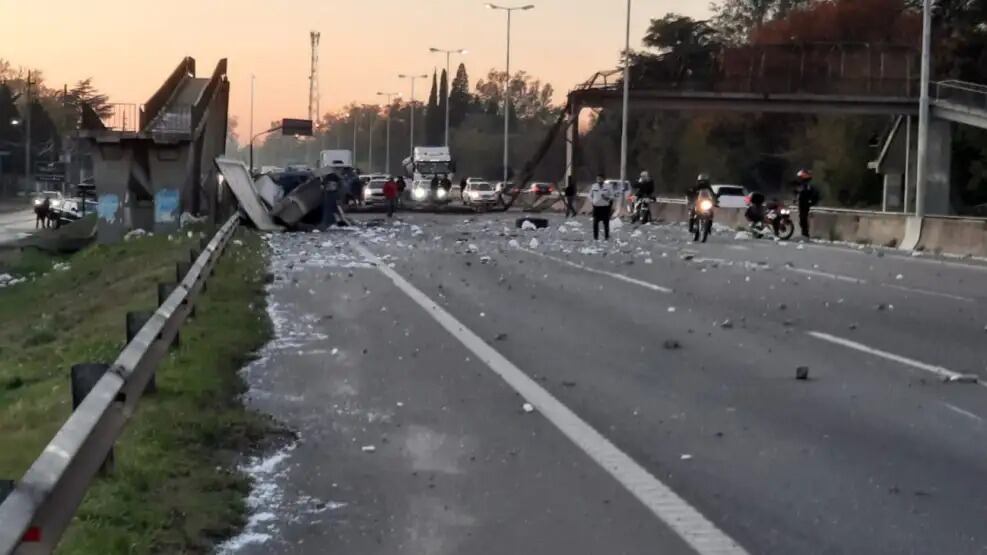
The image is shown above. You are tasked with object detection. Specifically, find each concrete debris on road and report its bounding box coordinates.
[796,366,810,380]
[361,445,377,453]
[719,319,734,329]
[663,339,682,350]
[680,454,693,460]
[522,403,535,413]
[521,220,537,231]
[529,238,540,249]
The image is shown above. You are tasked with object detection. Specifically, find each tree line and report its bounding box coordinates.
[0,59,112,186]
[243,63,563,180]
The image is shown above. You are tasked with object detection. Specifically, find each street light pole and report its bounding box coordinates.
[368,111,375,173]
[249,74,255,172]
[24,71,33,193]
[399,74,428,162]
[352,110,359,169]
[915,0,932,218]
[487,3,535,186]
[429,48,468,147]
[619,0,631,188]
[377,92,400,175]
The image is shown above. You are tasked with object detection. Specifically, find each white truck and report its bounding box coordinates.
[319,149,354,170]
[403,146,455,203]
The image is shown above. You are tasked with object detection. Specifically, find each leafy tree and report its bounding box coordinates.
[438,68,449,142]
[0,83,23,175]
[425,71,441,144]
[67,78,112,120]
[711,0,813,44]
[449,63,472,127]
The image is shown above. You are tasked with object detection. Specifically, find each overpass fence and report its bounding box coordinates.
[0,214,240,555]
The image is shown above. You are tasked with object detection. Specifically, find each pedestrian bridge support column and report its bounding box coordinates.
[564,105,581,187]
[91,143,134,244]
[147,142,193,234]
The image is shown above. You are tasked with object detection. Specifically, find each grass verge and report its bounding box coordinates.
[0,227,275,553]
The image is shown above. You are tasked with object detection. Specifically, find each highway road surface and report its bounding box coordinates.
[222,212,987,555]
[0,208,36,245]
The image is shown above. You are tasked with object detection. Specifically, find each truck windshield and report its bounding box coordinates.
[416,161,451,175]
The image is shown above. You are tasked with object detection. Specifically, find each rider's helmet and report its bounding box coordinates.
[640,171,650,180]
[796,169,812,182]
[696,173,711,186]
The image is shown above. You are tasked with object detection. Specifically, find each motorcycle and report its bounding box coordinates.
[750,206,795,240]
[693,196,715,243]
[630,196,654,224]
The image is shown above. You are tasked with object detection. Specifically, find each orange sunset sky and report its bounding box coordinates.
[2,0,709,141]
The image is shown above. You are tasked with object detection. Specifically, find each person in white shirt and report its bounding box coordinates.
[588,174,615,240]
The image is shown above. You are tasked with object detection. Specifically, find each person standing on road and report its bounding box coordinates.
[795,169,820,239]
[589,174,614,240]
[564,175,578,218]
[383,177,399,218]
[441,174,452,193]
[396,176,407,206]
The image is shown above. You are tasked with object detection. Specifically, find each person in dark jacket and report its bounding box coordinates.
[440,174,452,192]
[687,173,714,232]
[635,171,656,199]
[795,169,820,239]
[564,175,578,218]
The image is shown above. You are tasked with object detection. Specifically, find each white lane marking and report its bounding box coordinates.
[785,267,866,284]
[941,402,984,423]
[881,283,975,303]
[787,267,976,302]
[519,248,673,294]
[355,244,746,555]
[807,331,984,387]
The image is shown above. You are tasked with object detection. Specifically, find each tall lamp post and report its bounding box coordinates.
[249,74,256,173]
[376,92,401,175]
[486,3,534,186]
[398,73,428,161]
[429,47,468,147]
[915,0,932,218]
[619,0,632,192]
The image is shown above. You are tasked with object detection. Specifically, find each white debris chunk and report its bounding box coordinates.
[895,274,904,280]
[508,239,520,249]
[361,445,377,453]
[680,454,693,460]
[123,228,148,241]
[528,238,540,249]
[53,262,71,272]
[521,220,537,231]
[522,403,535,413]
[734,231,752,241]
[667,307,677,313]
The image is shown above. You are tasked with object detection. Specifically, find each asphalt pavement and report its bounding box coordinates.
[224,212,987,555]
[0,207,37,245]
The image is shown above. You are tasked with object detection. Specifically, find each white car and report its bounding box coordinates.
[410,179,450,203]
[363,178,389,205]
[711,184,748,208]
[463,181,498,206]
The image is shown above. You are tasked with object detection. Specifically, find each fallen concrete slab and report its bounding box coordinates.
[214,158,282,232]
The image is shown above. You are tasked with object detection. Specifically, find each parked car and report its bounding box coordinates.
[52,197,97,225]
[711,184,748,208]
[463,181,498,207]
[33,190,63,210]
[530,182,554,196]
[363,178,389,205]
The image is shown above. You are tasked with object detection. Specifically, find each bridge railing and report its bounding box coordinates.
[97,104,142,132]
[191,59,228,135]
[577,43,919,99]
[932,80,987,112]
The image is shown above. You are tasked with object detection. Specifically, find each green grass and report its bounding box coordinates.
[0,228,276,553]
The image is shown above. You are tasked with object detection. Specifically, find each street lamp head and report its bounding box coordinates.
[429,47,441,53]
[521,4,534,9]
[459,49,469,54]
[398,74,408,79]
[486,3,498,9]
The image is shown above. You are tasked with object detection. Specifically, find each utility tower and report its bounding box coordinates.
[308,31,321,125]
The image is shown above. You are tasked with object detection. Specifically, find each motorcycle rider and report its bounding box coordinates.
[795,169,820,239]
[687,174,715,231]
[635,170,656,199]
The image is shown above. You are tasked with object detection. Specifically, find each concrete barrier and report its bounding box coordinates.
[917,217,987,257]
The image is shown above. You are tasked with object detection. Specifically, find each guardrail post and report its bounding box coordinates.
[70,363,114,474]
[126,311,157,394]
[157,283,180,347]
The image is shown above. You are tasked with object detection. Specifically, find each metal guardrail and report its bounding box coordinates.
[656,197,987,222]
[0,214,240,555]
